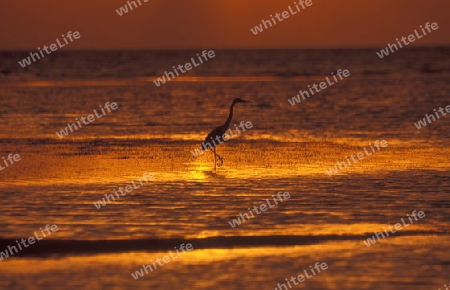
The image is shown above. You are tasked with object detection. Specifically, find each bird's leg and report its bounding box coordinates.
[213,147,217,172]
[216,153,224,167]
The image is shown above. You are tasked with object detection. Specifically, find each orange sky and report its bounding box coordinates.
[1,0,449,49]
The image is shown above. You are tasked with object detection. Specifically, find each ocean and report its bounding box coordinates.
[0,49,449,289]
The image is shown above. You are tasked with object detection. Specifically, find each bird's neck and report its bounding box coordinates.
[224,102,235,129]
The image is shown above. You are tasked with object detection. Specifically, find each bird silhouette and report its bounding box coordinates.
[203,98,251,172]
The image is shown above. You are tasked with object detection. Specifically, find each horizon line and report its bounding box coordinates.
[2,45,450,52]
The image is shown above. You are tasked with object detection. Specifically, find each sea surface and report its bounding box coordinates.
[0,49,449,290]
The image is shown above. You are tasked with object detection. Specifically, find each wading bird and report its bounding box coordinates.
[204,98,251,172]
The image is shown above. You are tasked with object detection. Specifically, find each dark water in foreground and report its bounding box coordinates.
[0,49,449,289]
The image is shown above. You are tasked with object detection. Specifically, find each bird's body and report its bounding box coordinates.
[203,124,228,148]
[204,98,250,172]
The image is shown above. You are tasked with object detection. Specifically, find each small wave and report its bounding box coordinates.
[0,232,446,257]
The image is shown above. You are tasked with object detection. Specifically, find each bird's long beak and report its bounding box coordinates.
[242,100,252,103]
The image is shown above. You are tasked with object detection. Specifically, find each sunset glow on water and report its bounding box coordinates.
[1,1,450,289]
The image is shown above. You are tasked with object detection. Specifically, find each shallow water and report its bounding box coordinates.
[0,49,449,289]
